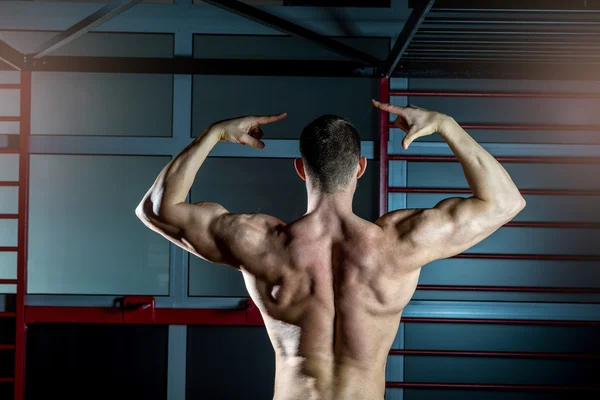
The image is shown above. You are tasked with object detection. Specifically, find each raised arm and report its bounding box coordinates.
[373,101,526,265]
[135,113,287,269]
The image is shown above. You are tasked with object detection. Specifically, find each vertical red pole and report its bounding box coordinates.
[15,71,31,400]
[379,78,390,217]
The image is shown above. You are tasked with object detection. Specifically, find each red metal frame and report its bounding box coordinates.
[389,155,600,164]
[0,117,20,123]
[415,285,600,294]
[385,382,600,391]
[14,71,30,400]
[379,81,600,292]
[389,90,600,99]
[0,74,30,400]
[24,301,600,327]
[389,187,600,196]
[389,349,600,359]
[379,78,390,217]
[389,121,600,131]
[453,253,600,261]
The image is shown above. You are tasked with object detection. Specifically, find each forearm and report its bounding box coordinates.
[140,126,221,216]
[437,116,524,208]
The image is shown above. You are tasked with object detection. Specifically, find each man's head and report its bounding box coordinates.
[296,115,367,194]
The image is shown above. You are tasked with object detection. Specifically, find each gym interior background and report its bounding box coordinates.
[0,0,599,399]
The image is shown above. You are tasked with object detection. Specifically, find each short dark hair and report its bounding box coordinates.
[299,114,361,194]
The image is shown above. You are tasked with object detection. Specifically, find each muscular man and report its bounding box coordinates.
[136,102,526,400]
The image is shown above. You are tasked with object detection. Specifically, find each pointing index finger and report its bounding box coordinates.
[255,113,288,125]
[371,100,407,117]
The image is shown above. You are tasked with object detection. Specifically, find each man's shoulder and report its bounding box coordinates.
[374,208,426,230]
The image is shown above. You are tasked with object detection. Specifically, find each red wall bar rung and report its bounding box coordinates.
[0,214,19,220]
[389,90,600,99]
[25,306,122,324]
[389,155,600,164]
[416,285,600,294]
[0,378,15,383]
[0,149,19,155]
[0,279,17,284]
[454,253,600,262]
[385,382,600,391]
[0,247,18,252]
[389,187,600,196]
[0,182,19,187]
[389,349,600,359]
[0,117,20,122]
[387,122,600,131]
[24,306,255,326]
[0,84,20,90]
[401,317,600,326]
[0,345,15,351]
[505,222,600,229]
[0,312,16,318]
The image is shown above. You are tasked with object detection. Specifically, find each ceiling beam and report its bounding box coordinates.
[384,0,436,78]
[0,40,24,70]
[32,0,144,59]
[202,0,385,68]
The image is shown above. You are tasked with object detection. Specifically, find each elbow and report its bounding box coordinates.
[135,198,155,223]
[496,193,526,219]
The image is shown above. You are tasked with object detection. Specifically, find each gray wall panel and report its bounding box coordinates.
[192,75,379,140]
[28,155,171,295]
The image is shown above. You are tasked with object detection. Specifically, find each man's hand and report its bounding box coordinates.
[212,113,288,149]
[372,100,449,150]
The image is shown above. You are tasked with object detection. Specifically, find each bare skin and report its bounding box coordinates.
[137,104,526,400]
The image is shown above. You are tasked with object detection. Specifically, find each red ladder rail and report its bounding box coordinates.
[0,73,31,400]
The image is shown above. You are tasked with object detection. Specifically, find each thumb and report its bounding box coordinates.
[243,133,265,149]
[403,127,425,150]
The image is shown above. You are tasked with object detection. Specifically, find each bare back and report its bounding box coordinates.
[240,213,422,400]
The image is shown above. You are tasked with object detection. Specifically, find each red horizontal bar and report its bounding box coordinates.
[389,349,600,359]
[402,317,600,326]
[0,378,15,383]
[389,91,600,99]
[454,253,600,261]
[0,148,19,154]
[24,306,257,326]
[0,84,20,90]
[0,247,18,252]
[389,187,600,196]
[154,308,252,326]
[0,344,15,350]
[505,222,600,229]
[0,312,15,318]
[388,122,600,131]
[389,155,600,164]
[25,306,600,327]
[0,182,18,187]
[0,279,17,285]
[0,117,19,122]
[416,285,600,293]
[25,306,122,324]
[0,214,18,220]
[385,382,600,391]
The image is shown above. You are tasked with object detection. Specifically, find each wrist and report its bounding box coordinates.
[203,124,224,142]
[437,115,460,138]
